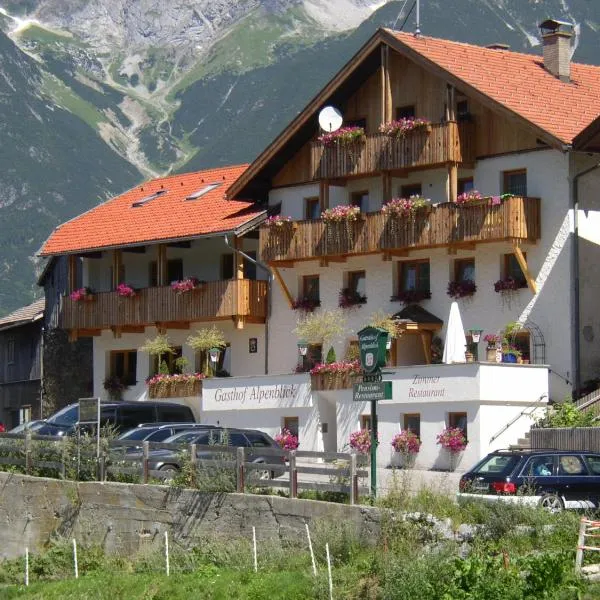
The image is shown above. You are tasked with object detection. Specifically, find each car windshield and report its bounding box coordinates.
[46,405,79,427]
[165,431,205,444]
[119,428,154,441]
[471,454,520,476]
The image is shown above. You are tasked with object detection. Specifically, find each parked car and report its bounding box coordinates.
[143,427,286,480]
[8,420,46,434]
[458,449,600,511]
[35,401,195,436]
[116,422,216,449]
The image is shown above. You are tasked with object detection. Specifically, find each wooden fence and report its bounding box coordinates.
[0,432,369,504]
[530,427,600,453]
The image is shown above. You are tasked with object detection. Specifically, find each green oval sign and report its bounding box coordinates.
[357,326,389,374]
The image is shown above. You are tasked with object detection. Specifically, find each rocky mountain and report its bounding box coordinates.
[0,0,599,315]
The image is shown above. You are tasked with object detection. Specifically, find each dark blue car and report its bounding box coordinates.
[458,449,600,511]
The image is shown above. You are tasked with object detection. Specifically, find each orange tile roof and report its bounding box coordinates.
[387,30,600,144]
[40,165,264,256]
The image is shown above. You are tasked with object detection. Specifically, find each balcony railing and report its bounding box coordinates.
[259,196,540,263]
[310,122,474,179]
[60,279,267,330]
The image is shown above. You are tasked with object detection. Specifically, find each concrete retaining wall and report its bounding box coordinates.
[0,472,381,560]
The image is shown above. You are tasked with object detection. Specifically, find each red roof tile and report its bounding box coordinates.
[387,30,600,144]
[40,165,264,256]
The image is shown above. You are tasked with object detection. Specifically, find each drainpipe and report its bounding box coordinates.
[224,234,273,375]
[570,157,600,398]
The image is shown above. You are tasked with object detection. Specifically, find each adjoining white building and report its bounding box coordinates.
[40,22,600,470]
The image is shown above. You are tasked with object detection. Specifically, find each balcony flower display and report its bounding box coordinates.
[391,289,432,304]
[116,283,136,298]
[264,215,293,228]
[292,297,321,312]
[321,205,361,222]
[147,372,205,399]
[338,288,367,309]
[171,277,201,293]
[493,277,522,293]
[317,126,365,147]
[436,426,468,453]
[382,195,431,218]
[70,287,94,302]
[447,280,477,299]
[274,428,299,450]
[310,360,361,391]
[391,431,422,468]
[379,117,431,138]
[349,429,377,455]
[456,191,514,206]
[483,334,502,350]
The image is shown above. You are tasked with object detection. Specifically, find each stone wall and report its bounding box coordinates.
[0,472,381,560]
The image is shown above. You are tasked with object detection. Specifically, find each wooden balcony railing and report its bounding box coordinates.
[260,196,540,263]
[60,279,268,331]
[310,122,474,179]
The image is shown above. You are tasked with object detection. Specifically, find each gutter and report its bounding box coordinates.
[223,234,273,376]
[570,157,600,398]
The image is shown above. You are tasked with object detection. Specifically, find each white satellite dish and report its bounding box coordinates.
[318,106,343,132]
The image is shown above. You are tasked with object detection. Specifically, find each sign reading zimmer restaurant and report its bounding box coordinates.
[202,375,312,411]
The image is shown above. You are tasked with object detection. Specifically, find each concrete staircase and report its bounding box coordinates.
[510,430,531,450]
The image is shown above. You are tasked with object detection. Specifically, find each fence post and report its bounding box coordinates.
[25,430,32,475]
[98,453,105,482]
[575,517,587,573]
[350,453,358,505]
[61,436,68,480]
[142,441,149,484]
[289,450,297,499]
[190,443,197,487]
[237,447,245,493]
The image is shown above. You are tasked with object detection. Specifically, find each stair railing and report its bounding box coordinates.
[489,394,547,444]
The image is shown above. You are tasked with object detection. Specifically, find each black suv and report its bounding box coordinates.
[35,401,195,436]
[459,449,600,511]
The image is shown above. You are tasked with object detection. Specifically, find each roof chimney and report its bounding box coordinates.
[486,43,510,50]
[539,19,574,82]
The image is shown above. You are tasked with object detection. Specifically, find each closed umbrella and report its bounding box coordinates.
[442,301,467,364]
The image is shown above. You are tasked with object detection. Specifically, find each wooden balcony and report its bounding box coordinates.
[260,196,540,264]
[60,279,267,332]
[310,122,474,180]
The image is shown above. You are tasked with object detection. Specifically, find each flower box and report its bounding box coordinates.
[379,118,431,138]
[391,289,431,304]
[447,280,476,299]
[317,126,365,147]
[310,361,361,391]
[147,374,204,398]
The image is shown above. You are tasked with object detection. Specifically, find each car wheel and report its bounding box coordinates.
[540,493,564,513]
[158,465,179,481]
[252,461,271,481]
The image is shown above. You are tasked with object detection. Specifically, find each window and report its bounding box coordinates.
[347,271,366,296]
[246,433,273,448]
[302,344,322,372]
[523,455,554,477]
[400,183,422,198]
[147,429,176,442]
[399,260,430,292]
[221,254,234,280]
[360,415,372,430]
[151,346,183,376]
[149,259,183,286]
[185,183,221,200]
[157,404,193,423]
[302,275,320,303]
[351,191,369,213]
[6,338,15,365]
[118,405,156,430]
[585,455,600,475]
[503,253,527,288]
[448,412,467,440]
[503,169,527,196]
[283,417,299,439]
[109,350,137,386]
[305,197,320,220]
[458,178,474,195]
[228,432,250,448]
[454,258,475,282]
[472,455,519,476]
[558,455,587,476]
[456,100,471,122]
[403,413,421,439]
[396,105,415,119]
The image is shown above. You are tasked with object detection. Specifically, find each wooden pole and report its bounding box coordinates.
[306,523,317,576]
[157,244,167,287]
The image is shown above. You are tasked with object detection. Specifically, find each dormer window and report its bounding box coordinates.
[132,189,167,208]
[186,183,221,200]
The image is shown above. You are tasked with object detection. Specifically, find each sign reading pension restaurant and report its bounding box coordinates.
[202,375,312,411]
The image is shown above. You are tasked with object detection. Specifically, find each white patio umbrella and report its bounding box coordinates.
[442,301,467,364]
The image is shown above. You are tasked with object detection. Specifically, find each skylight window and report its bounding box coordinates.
[132,189,167,208]
[186,182,221,200]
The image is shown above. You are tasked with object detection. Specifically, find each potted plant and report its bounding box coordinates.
[171,277,203,293]
[483,334,501,362]
[502,346,522,364]
[317,126,365,147]
[116,282,136,298]
[187,326,227,376]
[274,428,299,450]
[349,429,376,455]
[70,287,94,302]
[447,280,477,299]
[264,215,293,228]
[391,430,421,468]
[338,287,367,309]
[436,426,467,471]
[379,117,431,138]
[103,375,127,401]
